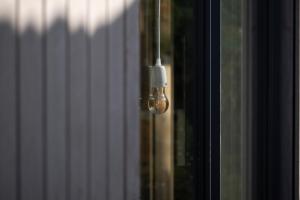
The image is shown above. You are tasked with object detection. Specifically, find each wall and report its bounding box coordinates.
[0,0,140,199]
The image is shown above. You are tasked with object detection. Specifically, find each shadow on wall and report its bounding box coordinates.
[0,1,140,200]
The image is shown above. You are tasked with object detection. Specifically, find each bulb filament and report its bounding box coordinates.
[148,87,169,114]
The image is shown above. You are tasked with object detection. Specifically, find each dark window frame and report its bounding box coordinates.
[191,0,299,200]
[190,0,220,199]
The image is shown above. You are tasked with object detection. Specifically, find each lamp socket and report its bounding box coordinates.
[149,64,167,88]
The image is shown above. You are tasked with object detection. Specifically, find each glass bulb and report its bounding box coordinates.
[147,87,169,114]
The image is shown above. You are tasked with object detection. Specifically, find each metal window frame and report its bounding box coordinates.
[244,0,299,199]
[191,0,220,199]
[191,0,299,200]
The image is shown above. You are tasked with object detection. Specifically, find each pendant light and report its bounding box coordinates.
[147,0,169,114]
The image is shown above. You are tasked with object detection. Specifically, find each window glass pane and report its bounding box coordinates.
[140,0,194,199]
[140,0,246,198]
[221,0,244,199]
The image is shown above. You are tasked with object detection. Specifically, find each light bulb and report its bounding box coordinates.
[148,87,169,114]
[147,61,169,115]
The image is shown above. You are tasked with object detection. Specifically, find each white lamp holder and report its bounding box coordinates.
[149,58,167,88]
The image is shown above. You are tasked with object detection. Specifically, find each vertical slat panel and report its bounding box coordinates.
[0,0,17,199]
[88,0,108,199]
[0,0,142,199]
[68,0,88,199]
[19,0,44,199]
[125,0,140,199]
[108,0,125,199]
[46,0,67,200]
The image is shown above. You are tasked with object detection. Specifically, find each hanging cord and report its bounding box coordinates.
[156,0,161,65]
[149,0,167,89]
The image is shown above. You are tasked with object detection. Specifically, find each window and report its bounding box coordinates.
[140,0,298,199]
[140,0,195,199]
[221,0,244,199]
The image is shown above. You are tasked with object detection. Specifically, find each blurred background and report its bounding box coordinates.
[140,0,244,199]
[0,0,245,199]
[0,0,140,199]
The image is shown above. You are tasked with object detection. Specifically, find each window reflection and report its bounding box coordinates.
[221,0,244,199]
[140,0,173,199]
[140,0,194,199]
